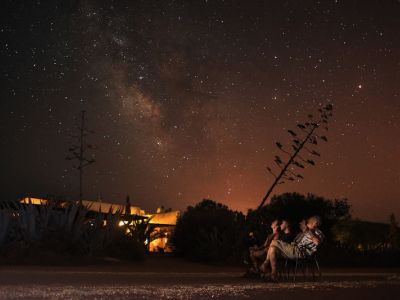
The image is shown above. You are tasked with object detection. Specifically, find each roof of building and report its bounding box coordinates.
[81,200,145,215]
[147,210,180,226]
[19,197,179,225]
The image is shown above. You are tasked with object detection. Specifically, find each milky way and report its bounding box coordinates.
[1,0,399,221]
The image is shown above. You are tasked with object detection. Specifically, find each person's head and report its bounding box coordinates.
[271,219,280,233]
[307,216,321,230]
[299,219,308,232]
[280,220,291,232]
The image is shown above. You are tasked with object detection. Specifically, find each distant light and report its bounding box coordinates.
[358,84,362,89]
[119,220,129,227]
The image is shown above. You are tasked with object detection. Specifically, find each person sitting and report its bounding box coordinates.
[246,219,280,275]
[293,219,308,244]
[260,216,324,281]
[278,219,295,243]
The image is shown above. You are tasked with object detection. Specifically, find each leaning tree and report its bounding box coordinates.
[257,104,334,209]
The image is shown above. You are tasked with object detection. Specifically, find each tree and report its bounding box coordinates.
[265,192,351,242]
[66,111,96,203]
[267,192,350,224]
[258,104,334,209]
[244,205,274,247]
[243,192,350,256]
[172,199,245,262]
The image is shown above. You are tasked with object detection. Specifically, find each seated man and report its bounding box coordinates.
[293,219,308,244]
[278,219,295,243]
[247,219,280,274]
[260,216,324,281]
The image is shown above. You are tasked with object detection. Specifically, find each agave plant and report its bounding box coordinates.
[130,216,153,245]
[17,201,39,241]
[0,210,10,247]
[0,199,147,261]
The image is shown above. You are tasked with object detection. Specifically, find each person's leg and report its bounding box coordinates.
[259,242,275,273]
[269,246,278,280]
[249,248,257,267]
[259,258,268,273]
[266,240,277,262]
[243,248,256,276]
[262,240,287,280]
[250,248,266,271]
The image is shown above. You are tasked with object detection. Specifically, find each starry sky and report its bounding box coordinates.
[1,0,399,222]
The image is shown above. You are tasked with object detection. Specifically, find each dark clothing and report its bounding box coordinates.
[263,232,277,248]
[278,231,294,243]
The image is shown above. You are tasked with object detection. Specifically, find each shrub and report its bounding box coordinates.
[261,192,350,241]
[0,200,146,264]
[172,199,245,262]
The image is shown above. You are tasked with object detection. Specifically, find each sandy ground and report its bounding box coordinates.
[0,257,400,299]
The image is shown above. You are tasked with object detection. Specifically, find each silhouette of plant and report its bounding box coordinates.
[258,104,334,209]
[246,192,350,247]
[0,200,146,263]
[66,111,96,203]
[172,199,245,262]
[388,214,400,249]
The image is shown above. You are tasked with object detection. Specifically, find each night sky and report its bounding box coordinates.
[1,0,399,222]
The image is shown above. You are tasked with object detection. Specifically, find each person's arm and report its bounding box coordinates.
[262,237,270,248]
[309,230,322,246]
[262,233,274,247]
[311,235,321,246]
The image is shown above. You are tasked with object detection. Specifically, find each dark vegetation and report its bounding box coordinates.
[0,200,146,264]
[173,193,400,267]
[65,110,96,203]
[328,214,400,267]
[172,199,245,262]
[1,193,399,267]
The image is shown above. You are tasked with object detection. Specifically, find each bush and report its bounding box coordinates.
[172,199,245,262]
[244,206,274,247]
[268,192,350,223]
[0,200,146,264]
[264,193,350,241]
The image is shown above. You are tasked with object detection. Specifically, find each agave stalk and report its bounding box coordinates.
[257,104,333,209]
[66,111,96,203]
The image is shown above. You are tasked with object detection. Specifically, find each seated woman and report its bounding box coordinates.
[260,216,324,281]
[246,219,295,275]
[246,219,280,275]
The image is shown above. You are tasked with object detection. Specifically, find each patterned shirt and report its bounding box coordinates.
[296,229,324,257]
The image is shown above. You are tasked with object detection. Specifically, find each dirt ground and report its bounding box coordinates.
[0,256,400,299]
